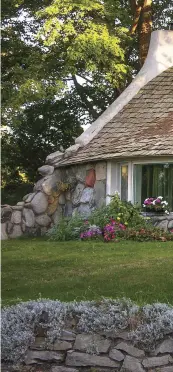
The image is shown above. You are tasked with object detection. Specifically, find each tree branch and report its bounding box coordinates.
[129,3,142,34]
[72,75,99,120]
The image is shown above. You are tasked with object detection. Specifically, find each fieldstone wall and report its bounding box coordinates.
[1,161,107,240]
[2,148,173,240]
[145,212,173,231]
[2,328,173,372]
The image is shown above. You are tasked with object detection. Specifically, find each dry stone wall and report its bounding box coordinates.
[1,162,107,240]
[143,212,173,231]
[2,328,173,372]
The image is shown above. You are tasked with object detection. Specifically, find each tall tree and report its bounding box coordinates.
[130,0,152,65]
[1,0,173,190]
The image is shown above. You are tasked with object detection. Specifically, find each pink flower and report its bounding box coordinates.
[119,223,126,230]
[155,199,161,203]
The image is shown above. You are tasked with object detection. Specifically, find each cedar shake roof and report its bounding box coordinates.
[59,67,173,166]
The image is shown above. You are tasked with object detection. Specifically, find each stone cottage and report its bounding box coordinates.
[1,30,173,239]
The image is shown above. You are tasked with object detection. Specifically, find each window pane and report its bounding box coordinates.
[134,163,173,210]
[121,165,128,201]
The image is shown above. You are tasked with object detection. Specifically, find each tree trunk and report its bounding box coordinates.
[139,0,152,66]
[130,0,152,66]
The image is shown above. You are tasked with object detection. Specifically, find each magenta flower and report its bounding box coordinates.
[155,199,161,203]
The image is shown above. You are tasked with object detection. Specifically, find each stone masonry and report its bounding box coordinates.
[1,162,107,239]
[1,158,173,239]
[2,328,173,372]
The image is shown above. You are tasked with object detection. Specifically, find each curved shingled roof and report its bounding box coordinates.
[59,67,173,166]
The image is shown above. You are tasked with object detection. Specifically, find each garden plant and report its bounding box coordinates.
[47,193,173,242]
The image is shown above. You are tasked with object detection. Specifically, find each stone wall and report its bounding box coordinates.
[2,328,173,372]
[2,153,173,239]
[142,212,173,231]
[1,162,107,239]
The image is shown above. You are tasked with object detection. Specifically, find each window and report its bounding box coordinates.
[134,163,173,210]
[121,165,128,201]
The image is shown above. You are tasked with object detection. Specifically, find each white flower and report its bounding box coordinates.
[165,210,169,215]
[158,196,163,199]
[152,200,156,205]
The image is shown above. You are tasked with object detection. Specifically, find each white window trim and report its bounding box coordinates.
[106,159,173,205]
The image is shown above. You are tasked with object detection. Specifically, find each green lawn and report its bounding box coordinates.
[2,239,173,306]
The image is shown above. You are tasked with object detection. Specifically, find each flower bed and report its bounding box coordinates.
[47,194,173,242]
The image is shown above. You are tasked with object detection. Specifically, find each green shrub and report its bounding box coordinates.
[47,215,84,241]
[47,193,173,242]
[1,182,33,205]
[117,226,173,242]
[89,193,145,229]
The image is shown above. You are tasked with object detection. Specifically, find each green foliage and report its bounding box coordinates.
[1,97,83,182]
[37,0,129,82]
[89,193,143,228]
[1,182,33,206]
[118,226,173,242]
[47,194,173,242]
[47,215,84,241]
[2,0,173,186]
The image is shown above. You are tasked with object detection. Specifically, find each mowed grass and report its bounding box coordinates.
[2,239,173,306]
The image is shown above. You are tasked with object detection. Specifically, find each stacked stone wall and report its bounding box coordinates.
[2,327,173,372]
[1,162,107,239]
[143,212,173,231]
[2,158,173,239]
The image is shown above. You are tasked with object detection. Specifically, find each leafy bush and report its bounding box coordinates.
[118,226,173,242]
[89,193,143,229]
[47,193,173,242]
[47,215,84,241]
[1,182,33,205]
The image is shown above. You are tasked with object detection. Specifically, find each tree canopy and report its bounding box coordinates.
[1,0,173,187]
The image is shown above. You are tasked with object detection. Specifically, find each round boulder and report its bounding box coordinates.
[31,192,48,214]
[80,187,95,206]
[25,193,36,203]
[51,206,63,225]
[23,208,35,227]
[59,193,66,205]
[11,210,22,224]
[35,214,51,227]
[9,225,22,239]
[38,165,54,176]
[72,183,85,206]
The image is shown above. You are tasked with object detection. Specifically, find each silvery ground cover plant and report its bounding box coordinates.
[2,298,173,363]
